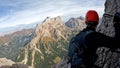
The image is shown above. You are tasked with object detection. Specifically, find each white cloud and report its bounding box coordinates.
[0,0,105,29]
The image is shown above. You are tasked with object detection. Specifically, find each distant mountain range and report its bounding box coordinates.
[0,28,35,61]
[0,16,86,68]
[0,23,37,36]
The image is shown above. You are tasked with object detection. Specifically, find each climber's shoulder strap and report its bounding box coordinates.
[68,30,94,65]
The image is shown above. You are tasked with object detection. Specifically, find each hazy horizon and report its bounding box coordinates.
[0,0,105,35]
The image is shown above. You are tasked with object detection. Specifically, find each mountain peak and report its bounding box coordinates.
[54,16,61,20]
[42,16,62,24]
[43,16,51,22]
[35,16,67,36]
[65,16,86,30]
[33,16,71,48]
[18,16,71,68]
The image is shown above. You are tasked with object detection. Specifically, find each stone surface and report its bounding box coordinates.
[96,0,120,68]
[0,58,28,68]
[0,64,28,68]
[0,58,15,67]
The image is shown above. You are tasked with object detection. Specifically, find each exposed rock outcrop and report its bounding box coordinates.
[0,58,28,68]
[0,64,28,68]
[17,16,72,68]
[96,0,120,68]
[0,58,15,66]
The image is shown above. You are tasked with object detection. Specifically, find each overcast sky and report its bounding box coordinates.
[0,0,105,29]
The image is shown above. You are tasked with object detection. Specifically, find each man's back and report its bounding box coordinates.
[68,26,120,68]
[68,10,120,68]
[68,27,97,68]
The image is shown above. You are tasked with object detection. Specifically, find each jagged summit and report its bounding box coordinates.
[33,16,71,47]
[35,16,69,37]
[54,16,61,21]
[42,16,51,23]
[42,16,61,24]
[65,16,86,30]
[36,16,62,28]
[17,16,71,68]
[77,16,84,20]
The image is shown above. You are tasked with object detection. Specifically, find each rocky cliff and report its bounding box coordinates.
[96,0,120,68]
[17,16,86,68]
[17,16,73,68]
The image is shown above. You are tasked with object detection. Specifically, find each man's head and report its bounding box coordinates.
[85,10,99,27]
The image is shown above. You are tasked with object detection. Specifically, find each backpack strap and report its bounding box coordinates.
[68,30,94,64]
[74,30,94,55]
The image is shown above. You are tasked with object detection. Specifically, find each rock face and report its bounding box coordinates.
[96,0,120,68]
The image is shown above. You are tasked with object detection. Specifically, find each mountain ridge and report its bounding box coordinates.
[65,16,86,30]
[17,16,85,68]
[0,28,35,61]
[0,16,85,68]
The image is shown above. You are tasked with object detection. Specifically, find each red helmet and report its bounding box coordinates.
[85,10,99,25]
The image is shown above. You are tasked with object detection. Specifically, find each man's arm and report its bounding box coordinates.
[85,32,119,49]
[85,12,120,49]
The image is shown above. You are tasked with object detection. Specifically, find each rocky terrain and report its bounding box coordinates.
[0,29,34,60]
[95,0,120,68]
[1,0,120,67]
[17,16,85,68]
[0,58,28,68]
[56,0,120,68]
[0,58,15,66]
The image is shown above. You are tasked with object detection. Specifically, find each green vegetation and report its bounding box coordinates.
[0,34,33,61]
[27,48,33,66]
[53,56,61,63]
[16,50,25,62]
[17,30,79,68]
[33,37,69,68]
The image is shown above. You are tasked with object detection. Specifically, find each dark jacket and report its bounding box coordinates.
[69,23,120,68]
[85,26,120,56]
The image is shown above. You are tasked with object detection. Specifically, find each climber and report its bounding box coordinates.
[68,10,120,68]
